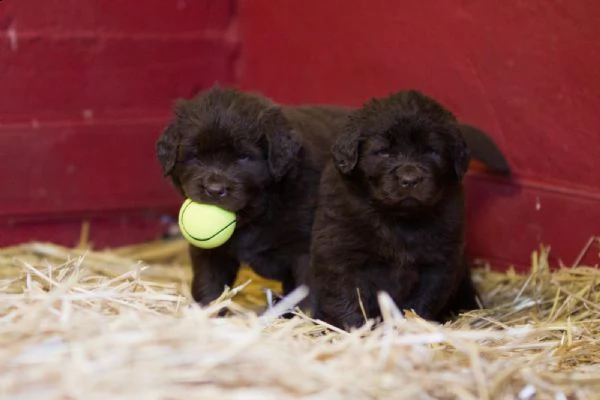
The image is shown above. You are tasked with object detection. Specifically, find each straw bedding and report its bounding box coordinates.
[1,239,600,399]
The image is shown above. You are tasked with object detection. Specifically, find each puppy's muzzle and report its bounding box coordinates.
[397,165,425,188]
[202,175,229,199]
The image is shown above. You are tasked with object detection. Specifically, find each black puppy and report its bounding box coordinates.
[309,90,479,329]
[156,86,505,309]
[157,87,348,306]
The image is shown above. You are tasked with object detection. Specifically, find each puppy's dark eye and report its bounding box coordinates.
[182,153,197,165]
[373,150,390,158]
[427,149,442,160]
[237,154,252,163]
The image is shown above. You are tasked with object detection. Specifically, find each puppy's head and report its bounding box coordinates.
[332,90,470,212]
[156,86,301,213]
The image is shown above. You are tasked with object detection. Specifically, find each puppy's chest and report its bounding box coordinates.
[372,223,433,266]
[232,222,307,266]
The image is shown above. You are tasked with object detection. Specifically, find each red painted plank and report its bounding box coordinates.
[465,173,600,270]
[0,213,174,249]
[0,0,234,33]
[0,37,237,122]
[0,120,180,217]
[238,0,600,189]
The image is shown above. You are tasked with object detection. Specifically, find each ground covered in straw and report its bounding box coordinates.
[1,240,600,399]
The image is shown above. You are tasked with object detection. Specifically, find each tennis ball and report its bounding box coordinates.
[178,199,237,249]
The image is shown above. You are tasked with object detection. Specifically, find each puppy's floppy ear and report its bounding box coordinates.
[332,117,361,174]
[156,123,180,177]
[262,107,301,181]
[452,130,471,180]
[156,100,189,177]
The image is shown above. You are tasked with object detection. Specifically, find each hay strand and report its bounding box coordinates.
[1,240,600,399]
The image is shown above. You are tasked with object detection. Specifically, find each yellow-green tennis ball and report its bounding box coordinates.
[178,199,236,249]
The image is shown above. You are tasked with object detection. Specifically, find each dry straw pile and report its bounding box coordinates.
[1,238,600,399]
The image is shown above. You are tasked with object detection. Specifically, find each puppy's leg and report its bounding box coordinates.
[275,271,298,319]
[316,282,370,331]
[291,254,316,317]
[402,264,457,322]
[446,270,481,314]
[270,255,313,319]
[281,271,297,297]
[189,245,240,309]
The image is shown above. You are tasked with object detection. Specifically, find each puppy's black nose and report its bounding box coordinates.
[204,182,227,198]
[400,174,424,188]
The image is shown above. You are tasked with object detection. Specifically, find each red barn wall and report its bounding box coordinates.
[0,0,598,269]
[238,0,600,268]
[0,1,238,246]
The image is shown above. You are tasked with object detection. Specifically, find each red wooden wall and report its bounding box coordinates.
[1,0,598,269]
[0,1,237,246]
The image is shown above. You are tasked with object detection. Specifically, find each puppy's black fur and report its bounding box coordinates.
[157,86,505,309]
[309,90,479,330]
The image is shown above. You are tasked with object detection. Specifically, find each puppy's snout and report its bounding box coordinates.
[398,166,425,188]
[202,176,228,198]
[204,183,227,198]
[400,174,423,188]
